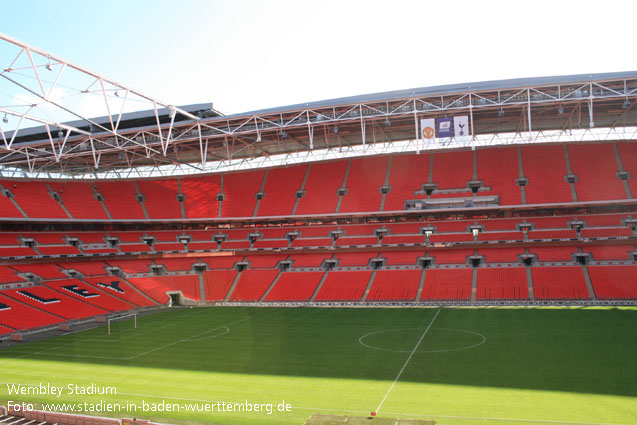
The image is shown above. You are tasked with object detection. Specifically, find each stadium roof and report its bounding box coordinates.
[1,33,636,179]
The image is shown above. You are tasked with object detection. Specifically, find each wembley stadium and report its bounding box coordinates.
[0,32,636,425]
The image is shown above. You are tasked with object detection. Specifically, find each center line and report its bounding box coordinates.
[375,308,441,413]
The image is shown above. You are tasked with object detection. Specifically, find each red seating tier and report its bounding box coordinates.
[204,270,238,301]
[83,276,156,307]
[522,145,572,204]
[568,144,625,201]
[1,181,67,218]
[477,147,521,205]
[258,165,307,217]
[127,275,200,303]
[367,270,421,300]
[181,175,221,218]
[295,160,347,215]
[49,181,108,219]
[532,267,589,299]
[0,293,62,329]
[229,270,279,301]
[264,271,324,301]
[432,150,473,190]
[136,180,182,219]
[420,269,472,300]
[46,279,135,311]
[339,157,388,213]
[221,170,263,218]
[2,286,107,319]
[93,181,146,219]
[476,268,528,299]
[588,265,637,299]
[383,154,430,211]
[314,271,372,301]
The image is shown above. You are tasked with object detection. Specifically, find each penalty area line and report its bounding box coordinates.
[375,308,440,413]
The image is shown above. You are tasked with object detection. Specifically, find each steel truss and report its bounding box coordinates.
[1,33,636,179]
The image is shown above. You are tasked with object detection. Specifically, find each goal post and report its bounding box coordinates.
[107,313,137,335]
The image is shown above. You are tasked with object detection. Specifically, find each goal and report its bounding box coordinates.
[107,313,137,335]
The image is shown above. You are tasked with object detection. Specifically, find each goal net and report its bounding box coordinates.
[107,313,137,335]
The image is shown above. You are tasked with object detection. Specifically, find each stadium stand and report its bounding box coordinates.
[588,265,637,299]
[204,270,238,301]
[93,181,146,219]
[46,279,135,311]
[83,276,157,307]
[366,270,420,301]
[420,269,472,300]
[136,179,182,219]
[476,147,521,205]
[2,286,107,319]
[127,275,200,303]
[476,268,528,300]
[314,271,372,301]
[339,157,389,213]
[49,181,108,219]
[264,271,324,301]
[221,169,263,218]
[568,144,626,201]
[181,175,221,218]
[295,160,348,215]
[229,270,280,301]
[257,165,307,216]
[532,267,590,299]
[0,293,63,329]
[521,145,573,204]
[383,153,429,211]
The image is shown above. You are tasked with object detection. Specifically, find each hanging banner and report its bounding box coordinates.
[420,118,435,140]
[437,117,452,138]
[454,116,469,137]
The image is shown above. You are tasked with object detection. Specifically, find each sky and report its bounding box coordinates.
[1,0,636,119]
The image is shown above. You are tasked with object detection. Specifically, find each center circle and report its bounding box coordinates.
[359,328,486,353]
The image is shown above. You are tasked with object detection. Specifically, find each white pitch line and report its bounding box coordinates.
[126,316,250,360]
[375,308,440,413]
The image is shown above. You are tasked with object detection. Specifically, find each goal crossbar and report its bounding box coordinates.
[107,313,137,335]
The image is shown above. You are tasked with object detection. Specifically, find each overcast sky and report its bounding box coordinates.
[2,0,636,117]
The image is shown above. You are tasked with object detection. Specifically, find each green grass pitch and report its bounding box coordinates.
[1,306,636,425]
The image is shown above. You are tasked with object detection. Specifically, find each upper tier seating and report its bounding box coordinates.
[295,160,348,215]
[521,145,572,204]
[568,144,626,201]
[1,181,68,218]
[181,175,221,218]
[221,169,263,218]
[616,142,637,197]
[476,147,521,205]
[136,180,182,219]
[93,181,146,219]
[49,181,108,219]
[383,153,430,211]
[339,157,389,213]
[257,165,307,217]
